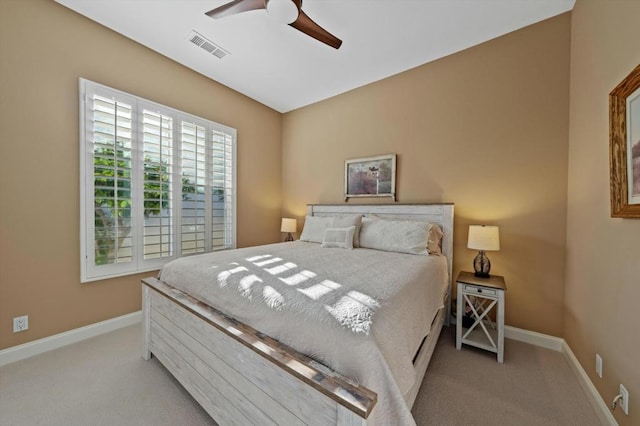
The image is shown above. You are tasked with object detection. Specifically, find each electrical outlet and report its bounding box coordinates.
[595,354,603,378]
[620,384,629,415]
[12,315,28,333]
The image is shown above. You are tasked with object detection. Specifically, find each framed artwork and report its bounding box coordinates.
[610,64,640,218]
[344,154,396,201]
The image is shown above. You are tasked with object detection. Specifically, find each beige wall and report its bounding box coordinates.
[566,1,640,424]
[2,0,637,419]
[0,0,282,350]
[283,14,571,337]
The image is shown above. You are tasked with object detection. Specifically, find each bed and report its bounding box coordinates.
[142,203,454,425]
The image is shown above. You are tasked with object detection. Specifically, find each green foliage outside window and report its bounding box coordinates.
[93,144,196,265]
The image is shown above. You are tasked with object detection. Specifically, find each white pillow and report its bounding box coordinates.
[321,226,356,249]
[359,217,430,255]
[299,216,333,243]
[368,214,443,255]
[331,214,363,247]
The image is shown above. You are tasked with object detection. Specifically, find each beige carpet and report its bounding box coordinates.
[0,324,600,425]
[412,327,600,425]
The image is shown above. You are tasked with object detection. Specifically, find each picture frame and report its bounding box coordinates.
[344,153,396,201]
[610,64,640,218]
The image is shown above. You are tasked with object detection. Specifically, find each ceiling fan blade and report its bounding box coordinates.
[289,10,342,49]
[206,0,266,19]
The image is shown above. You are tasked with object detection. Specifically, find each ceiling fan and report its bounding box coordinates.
[205,0,342,49]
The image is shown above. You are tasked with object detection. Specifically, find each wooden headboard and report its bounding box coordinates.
[306,203,454,325]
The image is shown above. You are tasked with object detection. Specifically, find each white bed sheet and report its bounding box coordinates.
[159,241,448,425]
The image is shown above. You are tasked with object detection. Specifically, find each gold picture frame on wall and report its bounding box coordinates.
[610,64,640,218]
[344,153,396,201]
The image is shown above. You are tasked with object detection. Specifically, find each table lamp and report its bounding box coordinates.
[467,225,500,278]
[281,218,297,242]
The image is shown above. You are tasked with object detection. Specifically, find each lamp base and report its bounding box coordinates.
[473,250,492,278]
[284,232,294,242]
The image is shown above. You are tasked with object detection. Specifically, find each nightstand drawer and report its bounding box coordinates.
[463,285,497,296]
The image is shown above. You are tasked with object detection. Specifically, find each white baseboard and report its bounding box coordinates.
[505,325,564,351]
[561,341,617,426]
[0,311,141,367]
[504,325,616,425]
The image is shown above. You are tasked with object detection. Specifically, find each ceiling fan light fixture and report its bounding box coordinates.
[266,0,299,24]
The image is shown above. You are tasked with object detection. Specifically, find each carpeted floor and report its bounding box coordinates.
[0,324,600,425]
[412,327,600,425]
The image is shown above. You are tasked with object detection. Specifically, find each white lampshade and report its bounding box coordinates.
[266,0,299,24]
[280,218,297,233]
[467,225,500,251]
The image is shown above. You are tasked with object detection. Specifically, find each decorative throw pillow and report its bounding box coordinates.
[331,214,363,247]
[299,216,333,243]
[321,226,356,249]
[427,224,444,255]
[359,217,430,255]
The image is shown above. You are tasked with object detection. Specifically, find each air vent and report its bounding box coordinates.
[188,31,230,59]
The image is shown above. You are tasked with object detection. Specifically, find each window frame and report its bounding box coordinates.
[80,78,237,283]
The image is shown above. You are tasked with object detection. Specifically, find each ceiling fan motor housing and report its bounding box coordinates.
[266,0,301,24]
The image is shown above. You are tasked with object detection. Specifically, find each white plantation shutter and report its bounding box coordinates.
[80,79,236,282]
[92,96,134,264]
[180,121,208,254]
[82,88,138,280]
[141,108,174,264]
[179,121,235,254]
[211,129,234,250]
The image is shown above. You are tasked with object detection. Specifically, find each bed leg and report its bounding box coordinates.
[445,291,452,327]
[142,285,152,361]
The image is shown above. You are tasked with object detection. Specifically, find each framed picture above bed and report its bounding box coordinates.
[610,63,640,218]
[344,153,396,201]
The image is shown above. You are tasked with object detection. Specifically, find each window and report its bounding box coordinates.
[80,79,236,282]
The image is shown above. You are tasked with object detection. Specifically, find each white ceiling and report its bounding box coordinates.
[55,0,575,113]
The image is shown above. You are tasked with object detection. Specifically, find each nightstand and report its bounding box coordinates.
[455,271,506,363]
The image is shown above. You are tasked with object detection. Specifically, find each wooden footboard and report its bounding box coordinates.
[142,277,377,425]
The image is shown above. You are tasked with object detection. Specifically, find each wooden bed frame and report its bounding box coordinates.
[142,203,454,425]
